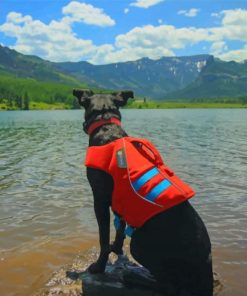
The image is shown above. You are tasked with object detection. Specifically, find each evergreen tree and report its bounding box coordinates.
[7,97,13,108]
[72,97,80,109]
[15,96,23,109]
[23,92,29,110]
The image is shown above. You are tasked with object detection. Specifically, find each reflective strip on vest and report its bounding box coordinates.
[145,179,171,201]
[132,167,171,202]
[132,167,159,191]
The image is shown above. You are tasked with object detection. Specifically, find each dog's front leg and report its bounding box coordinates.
[88,198,110,273]
[87,168,112,274]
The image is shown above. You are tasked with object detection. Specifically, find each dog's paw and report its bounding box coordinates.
[87,262,106,274]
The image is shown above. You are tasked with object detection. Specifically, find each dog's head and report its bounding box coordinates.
[73,89,134,122]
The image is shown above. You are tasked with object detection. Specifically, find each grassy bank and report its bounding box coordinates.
[126,101,247,109]
[0,102,71,111]
[28,102,71,110]
[1,101,246,111]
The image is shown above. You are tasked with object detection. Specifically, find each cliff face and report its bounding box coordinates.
[167,58,247,100]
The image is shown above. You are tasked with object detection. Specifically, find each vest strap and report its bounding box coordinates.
[125,225,135,237]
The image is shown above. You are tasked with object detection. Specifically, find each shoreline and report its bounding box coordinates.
[126,102,247,109]
[1,235,247,296]
[0,234,99,296]
[1,102,247,111]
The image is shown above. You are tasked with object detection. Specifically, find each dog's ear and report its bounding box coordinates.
[73,89,94,107]
[113,90,134,107]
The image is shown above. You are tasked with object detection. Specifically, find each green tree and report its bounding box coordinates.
[239,96,247,104]
[6,97,13,109]
[15,96,23,109]
[23,92,29,110]
[72,97,80,109]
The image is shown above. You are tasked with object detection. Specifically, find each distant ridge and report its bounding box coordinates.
[166,57,247,101]
[0,45,80,85]
[1,45,247,101]
[54,55,212,99]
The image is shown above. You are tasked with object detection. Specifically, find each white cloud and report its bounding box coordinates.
[209,9,247,42]
[158,19,163,24]
[0,11,103,62]
[7,12,32,24]
[90,45,174,65]
[1,6,247,64]
[115,25,209,50]
[85,24,208,64]
[178,8,200,17]
[210,41,228,55]
[130,0,164,9]
[211,12,221,18]
[217,45,247,62]
[124,8,129,14]
[0,2,116,62]
[208,9,247,61]
[110,9,247,64]
[62,1,115,27]
[221,8,247,26]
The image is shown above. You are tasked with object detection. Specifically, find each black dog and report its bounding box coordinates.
[73,89,213,296]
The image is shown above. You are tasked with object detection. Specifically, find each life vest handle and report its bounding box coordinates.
[128,138,164,166]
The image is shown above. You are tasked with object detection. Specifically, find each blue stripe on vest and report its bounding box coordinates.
[132,167,159,191]
[145,179,171,202]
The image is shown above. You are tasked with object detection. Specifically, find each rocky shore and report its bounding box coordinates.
[34,249,223,296]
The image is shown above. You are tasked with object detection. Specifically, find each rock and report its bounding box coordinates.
[34,266,82,296]
[79,255,162,296]
[35,250,223,296]
[213,272,224,296]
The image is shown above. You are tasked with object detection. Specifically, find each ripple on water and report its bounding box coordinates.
[0,109,247,295]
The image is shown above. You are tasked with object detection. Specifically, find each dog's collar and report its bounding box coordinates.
[86,117,122,135]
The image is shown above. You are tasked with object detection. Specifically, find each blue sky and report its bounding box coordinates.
[1,0,247,64]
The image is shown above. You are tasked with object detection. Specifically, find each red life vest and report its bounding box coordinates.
[85,137,195,236]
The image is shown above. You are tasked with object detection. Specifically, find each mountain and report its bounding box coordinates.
[166,58,247,101]
[0,45,81,86]
[1,44,247,102]
[54,55,211,99]
[0,45,87,110]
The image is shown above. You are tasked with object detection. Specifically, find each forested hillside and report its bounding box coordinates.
[0,74,83,110]
[0,45,80,85]
[1,44,247,110]
[166,58,247,102]
[0,45,86,110]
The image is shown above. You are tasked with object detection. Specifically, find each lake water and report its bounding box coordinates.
[0,109,246,296]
